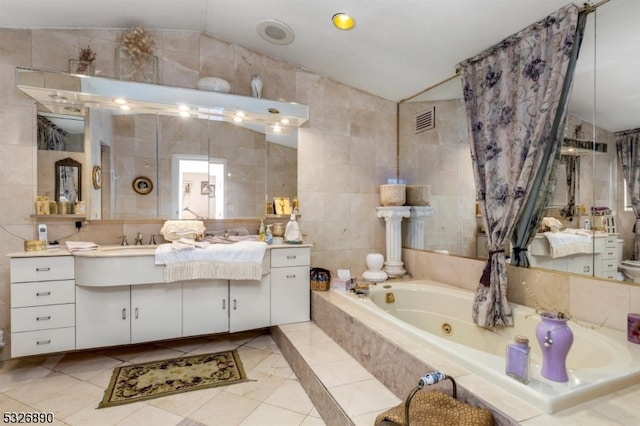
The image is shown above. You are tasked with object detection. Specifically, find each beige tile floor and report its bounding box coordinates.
[0,330,326,426]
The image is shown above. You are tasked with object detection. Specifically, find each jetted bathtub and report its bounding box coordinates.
[330,280,640,414]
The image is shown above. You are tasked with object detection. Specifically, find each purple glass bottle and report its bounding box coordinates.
[506,335,530,384]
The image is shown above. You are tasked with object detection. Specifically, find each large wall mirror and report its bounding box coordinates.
[37,110,297,220]
[26,68,306,221]
[399,0,638,283]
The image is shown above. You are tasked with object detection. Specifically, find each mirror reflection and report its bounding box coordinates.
[400,0,636,284]
[37,109,297,221]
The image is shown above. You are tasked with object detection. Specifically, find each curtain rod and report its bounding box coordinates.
[399,1,610,104]
[579,0,611,14]
[399,70,461,104]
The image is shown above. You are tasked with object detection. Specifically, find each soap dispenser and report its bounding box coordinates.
[265,224,273,245]
[258,220,266,242]
[284,214,301,242]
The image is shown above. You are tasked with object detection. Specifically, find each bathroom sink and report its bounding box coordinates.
[71,244,159,258]
[99,244,159,251]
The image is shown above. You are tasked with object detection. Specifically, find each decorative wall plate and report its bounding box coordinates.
[92,165,102,189]
[132,176,153,195]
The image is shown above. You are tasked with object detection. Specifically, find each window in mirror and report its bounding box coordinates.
[175,155,225,220]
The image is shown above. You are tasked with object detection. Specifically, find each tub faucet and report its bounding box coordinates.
[118,235,129,246]
[134,232,143,245]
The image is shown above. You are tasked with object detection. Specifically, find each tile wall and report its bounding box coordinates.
[0,27,396,360]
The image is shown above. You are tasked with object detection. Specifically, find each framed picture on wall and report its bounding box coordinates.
[201,181,215,197]
[132,176,153,195]
[274,197,291,215]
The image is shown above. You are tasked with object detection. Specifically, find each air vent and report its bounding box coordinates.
[415,107,435,134]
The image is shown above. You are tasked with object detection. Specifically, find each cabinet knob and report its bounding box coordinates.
[36,340,51,345]
[122,308,127,320]
[233,299,237,310]
[35,267,51,272]
[36,316,51,321]
[36,291,51,297]
[286,255,296,259]
[286,274,296,279]
[222,299,226,310]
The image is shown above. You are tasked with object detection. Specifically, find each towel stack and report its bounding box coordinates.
[160,220,206,241]
[171,238,209,252]
[65,241,99,252]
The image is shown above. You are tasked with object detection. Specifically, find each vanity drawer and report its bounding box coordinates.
[601,259,618,272]
[11,304,75,332]
[10,257,74,283]
[601,247,617,260]
[271,247,310,268]
[11,327,75,358]
[605,235,618,247]
[11,280,75,308]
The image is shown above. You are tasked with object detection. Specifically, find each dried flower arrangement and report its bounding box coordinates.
[71,45,97,74]
[78,45,97,64]
[521,280,606,328]
[117,26,156,82]
[119,26,155,61]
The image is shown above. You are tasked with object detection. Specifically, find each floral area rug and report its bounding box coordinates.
[98,350,248,408]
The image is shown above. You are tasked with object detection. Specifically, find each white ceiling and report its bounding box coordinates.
[1,0,637,132]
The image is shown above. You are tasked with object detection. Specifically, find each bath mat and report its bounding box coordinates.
[98,350,248,408]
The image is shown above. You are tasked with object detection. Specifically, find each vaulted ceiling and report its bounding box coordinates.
[1,0,637,132]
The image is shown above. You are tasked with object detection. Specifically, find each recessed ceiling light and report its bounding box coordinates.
[332,13,355,30]
[256,20,295,45]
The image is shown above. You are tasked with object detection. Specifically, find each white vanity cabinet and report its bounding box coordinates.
[600,234,619,280]
[182,279,229,336]
[270,246,311,325]
[10,256,76,357]
[75,283,182,349]
[9,245,310,356]
[229,275,271,332]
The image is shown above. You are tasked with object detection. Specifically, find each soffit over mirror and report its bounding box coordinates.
[398,0,635,283]
[17,67,308,148]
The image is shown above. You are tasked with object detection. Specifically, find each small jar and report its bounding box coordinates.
[506,335,530,384]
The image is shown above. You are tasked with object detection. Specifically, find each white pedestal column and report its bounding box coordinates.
[377,206,411,277]
[404,206,435,249]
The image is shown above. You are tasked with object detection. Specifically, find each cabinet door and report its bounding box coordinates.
[229,274,270,333]
[131,283,182,344]
[271,265,310,325]
[183,279,229,336]
[76,286,130,349]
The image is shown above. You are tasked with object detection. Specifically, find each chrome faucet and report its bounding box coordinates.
[134,232,143,245]
[118,235,129,246]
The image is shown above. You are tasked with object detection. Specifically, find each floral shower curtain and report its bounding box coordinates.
[459,4,582,328]
[559,155,579,222]
[616,128,640,259]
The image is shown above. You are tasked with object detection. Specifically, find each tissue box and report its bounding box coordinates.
[332,269,353,290]
[331,278,352,291]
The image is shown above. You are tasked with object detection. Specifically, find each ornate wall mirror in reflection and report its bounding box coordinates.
[54,157,82,203]
[399,0,638,284]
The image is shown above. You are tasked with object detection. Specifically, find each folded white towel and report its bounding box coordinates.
[161,220,206,242]
[65,241,99,252]
[171,238,210,252]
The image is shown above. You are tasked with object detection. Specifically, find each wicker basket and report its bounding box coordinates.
[310,279,330,291]
[310,267,332,291]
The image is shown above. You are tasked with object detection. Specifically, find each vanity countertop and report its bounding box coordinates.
[8,242,313,258]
